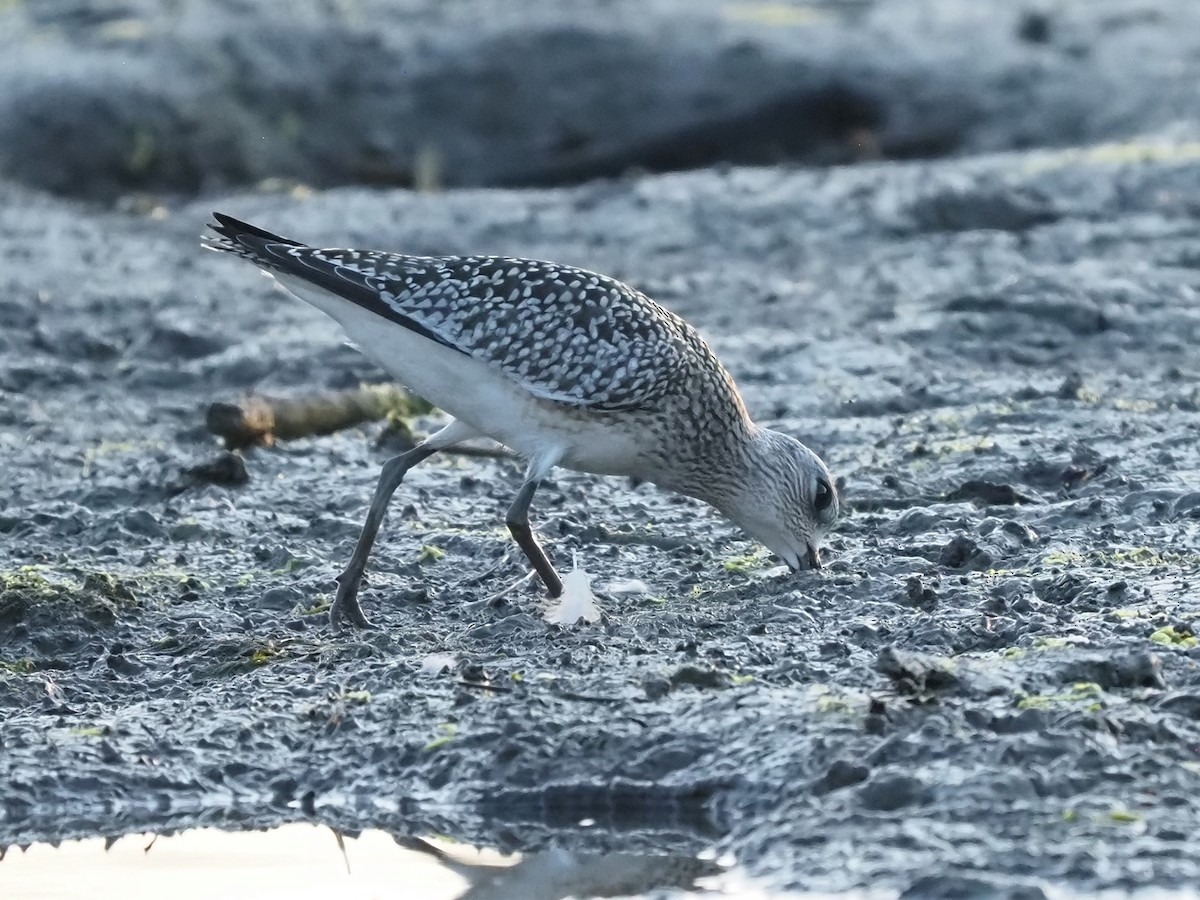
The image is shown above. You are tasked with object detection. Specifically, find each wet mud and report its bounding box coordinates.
[2,2,1200,897]
[2,146,1199,895]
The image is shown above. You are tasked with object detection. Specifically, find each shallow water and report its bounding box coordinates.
[1,822,789,899]
[6,824,1200,899]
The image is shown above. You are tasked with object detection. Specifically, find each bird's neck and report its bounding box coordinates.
[651,416,761,511]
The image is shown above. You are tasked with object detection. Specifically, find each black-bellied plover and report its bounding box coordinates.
[205,213,839,627]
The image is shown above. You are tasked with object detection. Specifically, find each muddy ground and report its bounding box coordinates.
[3,1,1200,898]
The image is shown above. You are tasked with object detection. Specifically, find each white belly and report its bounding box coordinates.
[276,276,646,477]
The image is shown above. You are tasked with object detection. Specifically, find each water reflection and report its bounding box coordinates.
[0,823,731,899]
[397,834,721,899]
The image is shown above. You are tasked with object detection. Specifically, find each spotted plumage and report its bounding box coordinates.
[204,212,839,628]
[206,216,721,414]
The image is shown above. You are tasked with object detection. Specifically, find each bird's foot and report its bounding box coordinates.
[330,569,375,630]
[540,565,564,599]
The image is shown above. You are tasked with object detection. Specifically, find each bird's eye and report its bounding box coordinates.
[814,479,834,513]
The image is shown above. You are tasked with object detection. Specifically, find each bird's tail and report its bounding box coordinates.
[202,212,303,263]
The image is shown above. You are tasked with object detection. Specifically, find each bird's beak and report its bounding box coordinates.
[779,543,822,572]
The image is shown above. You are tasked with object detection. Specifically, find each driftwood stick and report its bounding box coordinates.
[206,384,431,449]
[205,384,515,461]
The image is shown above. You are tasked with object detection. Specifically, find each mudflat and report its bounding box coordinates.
[1,1,1199,895]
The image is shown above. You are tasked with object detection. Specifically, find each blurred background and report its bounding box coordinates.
[2,0,1197,204]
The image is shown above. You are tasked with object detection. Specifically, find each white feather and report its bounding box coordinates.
[544,558,601,625]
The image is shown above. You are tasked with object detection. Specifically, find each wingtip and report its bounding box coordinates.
[207,210,231,234]
[204,213,302,249]
[204,211,242,252]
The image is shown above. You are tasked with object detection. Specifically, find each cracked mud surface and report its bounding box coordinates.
[3,2,1200,896]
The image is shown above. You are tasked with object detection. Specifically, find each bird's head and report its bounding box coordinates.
[711,428,839,571]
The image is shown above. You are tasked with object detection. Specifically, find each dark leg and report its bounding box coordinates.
[505,478,564,598]
[331,443,439,628]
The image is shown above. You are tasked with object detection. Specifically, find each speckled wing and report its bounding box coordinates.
[276,246,693,412]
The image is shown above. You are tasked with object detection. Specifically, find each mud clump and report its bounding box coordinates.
[0,569,137,636]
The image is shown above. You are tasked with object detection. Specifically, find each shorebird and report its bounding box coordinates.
[204,213,839,628]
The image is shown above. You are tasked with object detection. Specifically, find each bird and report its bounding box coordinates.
[203,212,839,628]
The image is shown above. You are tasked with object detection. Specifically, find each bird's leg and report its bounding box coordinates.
[505,478,564,598]
[331,443,439,629]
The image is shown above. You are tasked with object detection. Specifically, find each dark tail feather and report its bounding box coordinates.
[203,212,304,262]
